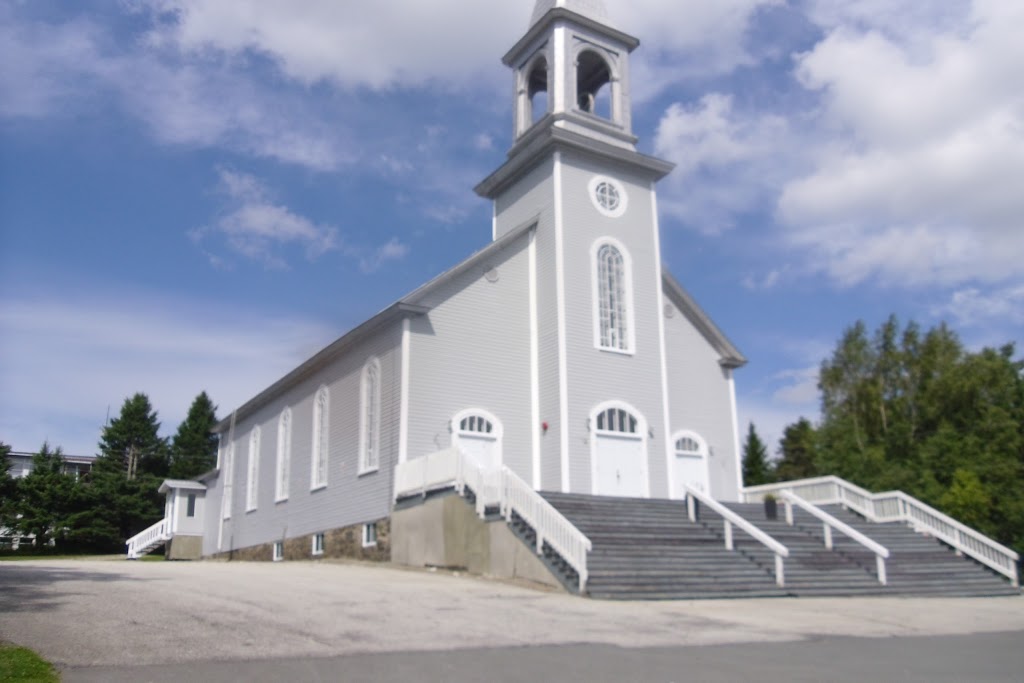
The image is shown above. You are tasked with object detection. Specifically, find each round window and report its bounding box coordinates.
[588,176,627,218]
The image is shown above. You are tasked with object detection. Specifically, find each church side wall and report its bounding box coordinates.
[406,230,534,481]
[202,323,402,557]
[493,158,561,490]
[559,152,670,497]
[664,295,741,501]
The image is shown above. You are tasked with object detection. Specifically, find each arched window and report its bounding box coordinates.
[359,359,381,473]
[594,406,638,434]
[221,442,235,520]
[275,408,291,502]
[311,386,329,489]
[246,426,261,512]
[675,435,701,454]
[576,50,612,119]
[593,240,633,352]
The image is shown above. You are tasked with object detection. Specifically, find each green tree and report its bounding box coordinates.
[0,441,17,529]
[796,316,1024,552]
[775,418,819,482]
[92,394,170,545]
[97,393,169,479]
[14,443,75,548]
[741,423,774,486]
[170,392,219,479]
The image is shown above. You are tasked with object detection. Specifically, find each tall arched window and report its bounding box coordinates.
[593,239,633,352]
[359,359,381,474]
[246,426,261,512]
[221,442,235,520]
[311,386,329,489]
[275,408,291,502]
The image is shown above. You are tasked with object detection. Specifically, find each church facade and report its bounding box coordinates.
[200,0,746,563]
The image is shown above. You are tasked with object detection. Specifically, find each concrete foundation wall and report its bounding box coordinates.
[167,535,203,560]
[391,492,565,591]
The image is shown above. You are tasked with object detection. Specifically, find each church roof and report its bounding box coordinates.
[662,271,747,369]
[530,0,613,28]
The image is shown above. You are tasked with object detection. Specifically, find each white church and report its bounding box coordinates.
[134,0,1019,598]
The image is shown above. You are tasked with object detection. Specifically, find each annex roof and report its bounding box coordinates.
[159,479,208,493]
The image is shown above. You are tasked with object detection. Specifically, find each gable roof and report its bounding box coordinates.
[213,220,536,432]
[662,270,747,369]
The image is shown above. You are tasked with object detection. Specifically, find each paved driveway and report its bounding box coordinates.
[2,559,1023,679]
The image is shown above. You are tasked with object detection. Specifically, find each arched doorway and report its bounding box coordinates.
[451,409,503,471]
[672,431,709,498]
[590,402,648,497]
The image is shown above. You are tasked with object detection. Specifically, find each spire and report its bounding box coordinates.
[530,0,614,28]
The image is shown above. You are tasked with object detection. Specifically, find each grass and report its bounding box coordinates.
[0,643,60,682]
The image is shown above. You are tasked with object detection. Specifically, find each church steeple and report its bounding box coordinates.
[505,0,640,150]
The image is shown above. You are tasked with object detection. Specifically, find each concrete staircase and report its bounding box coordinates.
[540,493,1019,600]
[541,492,785,600]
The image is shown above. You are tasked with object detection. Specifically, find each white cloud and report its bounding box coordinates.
[191,169,339,269]
[349,238,411,275]
[771,366,820,406]
[0,290,338,455]
[654,93,794,232]
[777,0,1024,288]
[934,284,1024,328]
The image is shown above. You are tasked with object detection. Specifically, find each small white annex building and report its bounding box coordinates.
[194,0,746,566]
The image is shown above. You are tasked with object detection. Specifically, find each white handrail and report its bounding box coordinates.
[685,484,789,587]
[780,490,890,585]
[744,476,1019,586]
[126,518,170,559]
[393,451,592,592]
[500,466,592,592]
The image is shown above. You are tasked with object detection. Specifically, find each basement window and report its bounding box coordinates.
[273,541,284,562]
[362,523,378,548]
[312,533,325,556]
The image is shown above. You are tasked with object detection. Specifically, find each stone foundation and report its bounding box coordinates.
[210,518,390,563]
[167,534,203,560]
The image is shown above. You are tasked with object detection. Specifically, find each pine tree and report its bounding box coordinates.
[14,443,75,548]
[97,393,169,479]
[170,392,219,479]
[0,441,17,530]
[775,418,818,482]
[92,393,170,545]
[741,423,773,486]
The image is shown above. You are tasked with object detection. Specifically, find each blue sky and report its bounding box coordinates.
[2,0,1022,458]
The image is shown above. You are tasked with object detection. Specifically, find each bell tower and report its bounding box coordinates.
[476,1,677,497]
[508,0,638,150]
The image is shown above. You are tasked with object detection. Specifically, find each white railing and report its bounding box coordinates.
[393,447,461,501]
[499,467,592,592]
[685,484,789,587]
[780,490,890,585]
[126,518,171,559]
[393,450,592,592]
[744,476,1020,586]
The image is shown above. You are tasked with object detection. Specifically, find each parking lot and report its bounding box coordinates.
[2,558,1023,681]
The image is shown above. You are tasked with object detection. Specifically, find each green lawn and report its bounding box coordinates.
[0,644,59,682]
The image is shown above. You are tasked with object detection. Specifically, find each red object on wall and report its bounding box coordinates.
[542,421,549,433]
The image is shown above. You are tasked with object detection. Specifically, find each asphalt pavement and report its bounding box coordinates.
[1,558,1022,681]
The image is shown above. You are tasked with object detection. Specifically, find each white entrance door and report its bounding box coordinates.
[452,411,502,471]
[672,433,709,498]
[592,405,647,497]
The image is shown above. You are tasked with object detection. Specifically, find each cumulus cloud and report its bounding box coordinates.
[654,93,794,232]
[777,0,1024,288]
